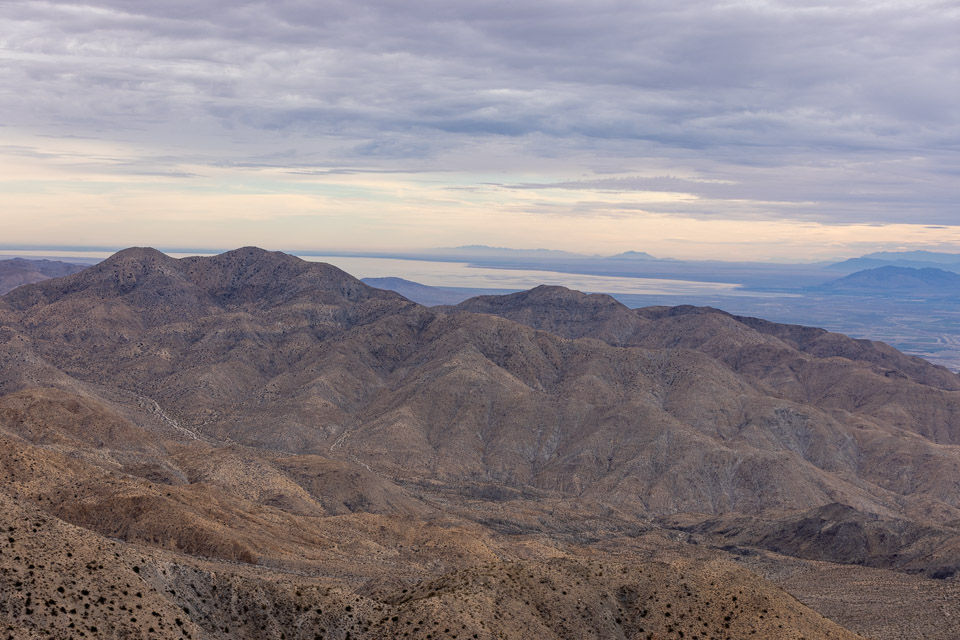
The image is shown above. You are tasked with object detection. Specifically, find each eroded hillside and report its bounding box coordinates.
[3,247,960,638]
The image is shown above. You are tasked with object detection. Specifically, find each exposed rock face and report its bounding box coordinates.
[4,247,960,638]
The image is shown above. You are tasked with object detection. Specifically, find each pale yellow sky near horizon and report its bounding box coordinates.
[2,136,957,262]
[3,163,958,262]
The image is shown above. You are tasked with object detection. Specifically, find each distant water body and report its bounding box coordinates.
[1,249,752,297]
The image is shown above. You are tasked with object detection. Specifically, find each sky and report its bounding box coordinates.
[1,0,958,261]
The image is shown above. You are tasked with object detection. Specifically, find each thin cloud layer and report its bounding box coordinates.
[1,0,958,255]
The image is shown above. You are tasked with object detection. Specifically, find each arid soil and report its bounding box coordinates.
[3,247,960,638]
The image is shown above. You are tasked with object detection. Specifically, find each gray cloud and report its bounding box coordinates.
[1,0,958,225]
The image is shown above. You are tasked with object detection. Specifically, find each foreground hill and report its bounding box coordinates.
[2,485,864,640]
[3,247,960,637]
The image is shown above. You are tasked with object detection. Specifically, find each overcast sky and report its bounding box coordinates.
[1,0,958,260]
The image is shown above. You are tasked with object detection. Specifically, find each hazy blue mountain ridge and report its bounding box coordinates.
[827,251,960,273]
[818,266,960,292]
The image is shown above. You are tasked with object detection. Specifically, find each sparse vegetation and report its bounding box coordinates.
[1,248,959,638]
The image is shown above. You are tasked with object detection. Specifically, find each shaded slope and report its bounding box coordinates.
[672,502,960,579]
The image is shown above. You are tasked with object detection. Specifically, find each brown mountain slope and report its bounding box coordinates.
[452,290,960,392]
[4,247,960,637]
[5,249,960,522]
[0,408,863,639]
[5,247,405,316]
[444,285,652,346]
[1,483,864,639]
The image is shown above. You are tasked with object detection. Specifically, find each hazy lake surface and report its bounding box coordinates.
[299,255,744,296]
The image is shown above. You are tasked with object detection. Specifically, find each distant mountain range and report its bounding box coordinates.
[431,245,593,259]
[604,250,662,260]
[434,247,960,270]
[827,250,960,273]
[819,266,960,293]
[861,250,960,264]
[426,245,668,261]
[0,257,87,295]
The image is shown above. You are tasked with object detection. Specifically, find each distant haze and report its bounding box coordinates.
[2,1,959,260]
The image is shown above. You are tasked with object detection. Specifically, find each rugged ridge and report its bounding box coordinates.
[4,247,960,638]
